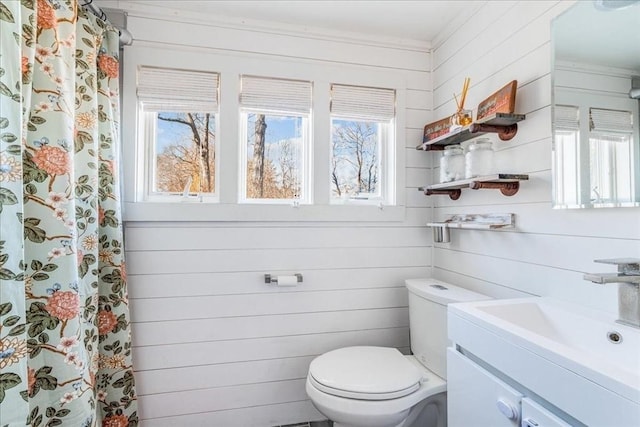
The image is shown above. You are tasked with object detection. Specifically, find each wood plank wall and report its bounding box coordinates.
[103,0,640,425]
[431,0,640,309]
[108,2,435,425]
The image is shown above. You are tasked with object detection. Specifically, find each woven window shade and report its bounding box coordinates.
[554,104,579,129]
[137,66,219,113]
[590,108,633,132]
[331,84,395,121]
[240,75,312,114]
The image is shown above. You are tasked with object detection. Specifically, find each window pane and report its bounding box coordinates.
[589,132,633,204]
[331,119,382,200]
[245,113,304,200]
[153,112,216,195]
[554,129,580,207]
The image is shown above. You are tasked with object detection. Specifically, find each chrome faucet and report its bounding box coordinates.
[584,258,640,328]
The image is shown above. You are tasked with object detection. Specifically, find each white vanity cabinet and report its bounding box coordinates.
[447,348,522,427]
[446,297,640,427]
[447,346,576,427]
[521,398,572,427]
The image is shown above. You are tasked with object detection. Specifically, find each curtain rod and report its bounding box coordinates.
[79,0,133,45]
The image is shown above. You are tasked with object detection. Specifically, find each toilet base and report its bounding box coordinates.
[322,392,446,427]
[403,392,446,427]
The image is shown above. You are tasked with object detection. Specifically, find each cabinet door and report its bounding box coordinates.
[447,348,523,427]
[521,398,572,427]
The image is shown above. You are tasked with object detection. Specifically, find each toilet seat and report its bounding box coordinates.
[308,346,424,400]
[305,354,447,427]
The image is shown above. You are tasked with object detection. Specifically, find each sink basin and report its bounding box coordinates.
[449,297,640,406]
[476,300,640,389]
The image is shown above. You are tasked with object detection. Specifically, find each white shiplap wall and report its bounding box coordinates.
[109,3,435,425]
[431,0,640,310]
[108,0,640,425]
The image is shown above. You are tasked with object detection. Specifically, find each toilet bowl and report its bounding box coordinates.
[305,347,446,427]
[305,279,490,427]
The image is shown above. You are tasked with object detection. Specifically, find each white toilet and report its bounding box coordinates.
[305,278,490,427]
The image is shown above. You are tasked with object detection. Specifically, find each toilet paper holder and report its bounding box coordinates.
[264,273,303,284]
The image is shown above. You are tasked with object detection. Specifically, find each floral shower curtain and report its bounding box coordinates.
[0,1,137,426]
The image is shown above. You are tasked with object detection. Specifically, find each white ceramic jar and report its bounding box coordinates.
[465,138,494,178]
[440,144,465,182]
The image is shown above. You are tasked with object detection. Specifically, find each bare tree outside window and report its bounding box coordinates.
[245,113,303,200]
[252,114,268,197]
[155,112,216,194]
[331,120,381,199]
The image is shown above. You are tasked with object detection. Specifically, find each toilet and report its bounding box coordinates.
[305,278,490,427]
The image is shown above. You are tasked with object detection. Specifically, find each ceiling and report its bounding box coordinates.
[126,0,478,44]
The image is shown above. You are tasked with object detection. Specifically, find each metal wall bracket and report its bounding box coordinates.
[264,273,303,284]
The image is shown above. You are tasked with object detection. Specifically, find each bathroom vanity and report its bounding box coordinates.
[446,297,640,426]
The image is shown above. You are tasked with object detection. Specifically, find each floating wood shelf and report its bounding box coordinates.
[419,174,529,200]
[416,113,525,151]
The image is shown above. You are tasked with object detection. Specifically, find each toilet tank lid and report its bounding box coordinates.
[405,279,491,305]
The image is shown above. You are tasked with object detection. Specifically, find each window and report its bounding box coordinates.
[553,103,636,207]
[125,46,406,221]
[239,75,312,204]
[137,66,219,200]
[330,84,396,203]
[553,104,581,207]
[588,107,634,204]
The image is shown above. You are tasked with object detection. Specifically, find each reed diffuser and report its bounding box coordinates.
[452,77,472,126]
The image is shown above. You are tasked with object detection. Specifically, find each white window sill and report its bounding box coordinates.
[122,202,406,223]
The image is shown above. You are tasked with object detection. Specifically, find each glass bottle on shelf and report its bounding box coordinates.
[439,144,465,183]
[465,138,494,178]
[451,109,473,127]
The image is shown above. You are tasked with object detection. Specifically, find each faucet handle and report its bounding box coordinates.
[594,258,640,273]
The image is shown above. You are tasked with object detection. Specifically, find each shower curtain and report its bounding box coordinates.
[0,1,137,425]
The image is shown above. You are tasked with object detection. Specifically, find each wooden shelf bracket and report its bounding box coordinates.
[469,180,520,196]
[425,188,462,200]
[419,174,528,200]
[469,122,518,141]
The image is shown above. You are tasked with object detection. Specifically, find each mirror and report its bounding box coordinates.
[551,0,640,208]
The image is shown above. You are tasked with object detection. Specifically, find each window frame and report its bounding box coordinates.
[121,45,406,222]
[329,116,395,205]
[328,83,397,206]
[135,64,221,203]
[553,89,639,208]
[238,75,313,205]
[238,109,312,205]
[141,110,220,203]
[588,108,635,205]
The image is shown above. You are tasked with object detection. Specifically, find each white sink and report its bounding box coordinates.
[448,297,640,425]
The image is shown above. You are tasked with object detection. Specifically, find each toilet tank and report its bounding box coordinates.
[405,278,490,379]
